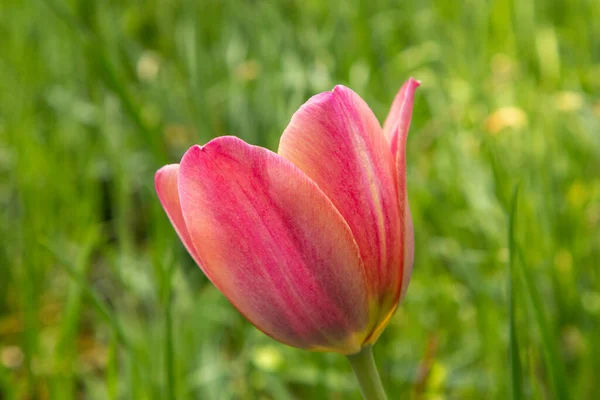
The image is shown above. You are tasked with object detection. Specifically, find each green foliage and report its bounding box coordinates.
[508,186,523,400]
[1,0,598,398]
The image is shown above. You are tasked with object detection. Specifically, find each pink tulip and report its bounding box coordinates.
[155,78,419,355]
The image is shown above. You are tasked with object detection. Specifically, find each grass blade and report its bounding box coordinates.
[517,249,570,400]
[165,265,176,400]
[40,239,131,349]
[508,185,523,400]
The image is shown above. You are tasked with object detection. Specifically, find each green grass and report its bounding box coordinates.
[508,185,523,400]
[1,0,599,398]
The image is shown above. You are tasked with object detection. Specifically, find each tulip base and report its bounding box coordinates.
[346,345,388,400]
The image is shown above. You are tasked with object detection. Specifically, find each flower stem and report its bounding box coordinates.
[346,345,388,400]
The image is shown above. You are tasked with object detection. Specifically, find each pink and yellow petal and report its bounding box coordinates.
[278,86,403,319]
[155,164,205,268]
[383,78,419,306]
[178,136,370,353]
[383,77,420,156]
[399,207,414,301]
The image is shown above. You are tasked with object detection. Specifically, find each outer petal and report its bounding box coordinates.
[178,136,369,353]
[360,80,419,345]
[383,77,420,156]
[383,78,419,302]
[278,86,402,326]
[155,164,205,269]
[400,208,414,300]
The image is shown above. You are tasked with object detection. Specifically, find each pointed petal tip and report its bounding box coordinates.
[333,79,419,98]
[181,143,203,159]
[382,77,420,149]
[182,137,250,160]
[402,78,421,98]
[330,84,361,100]
[408,77,421,88]
[331,84,348,93]
[180,141,227,172]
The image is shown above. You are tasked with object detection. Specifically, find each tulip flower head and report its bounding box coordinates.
[155,78,419,355]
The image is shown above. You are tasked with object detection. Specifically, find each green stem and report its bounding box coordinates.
[346,345,388,400]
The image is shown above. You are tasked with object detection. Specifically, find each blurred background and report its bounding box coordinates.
[1,0,599,398]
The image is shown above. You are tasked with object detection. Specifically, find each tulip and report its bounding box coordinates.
[155,78,419,399]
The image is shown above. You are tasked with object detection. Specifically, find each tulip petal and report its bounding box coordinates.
[178,136,369,353]
[354,80,420,345]
[383,77,420,156]
[278,86,403,318]
[155,164,204,268]
[400,208,414,300]
[383,78,419,301]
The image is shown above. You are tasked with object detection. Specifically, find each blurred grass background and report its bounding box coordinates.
[1,0,599,398]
